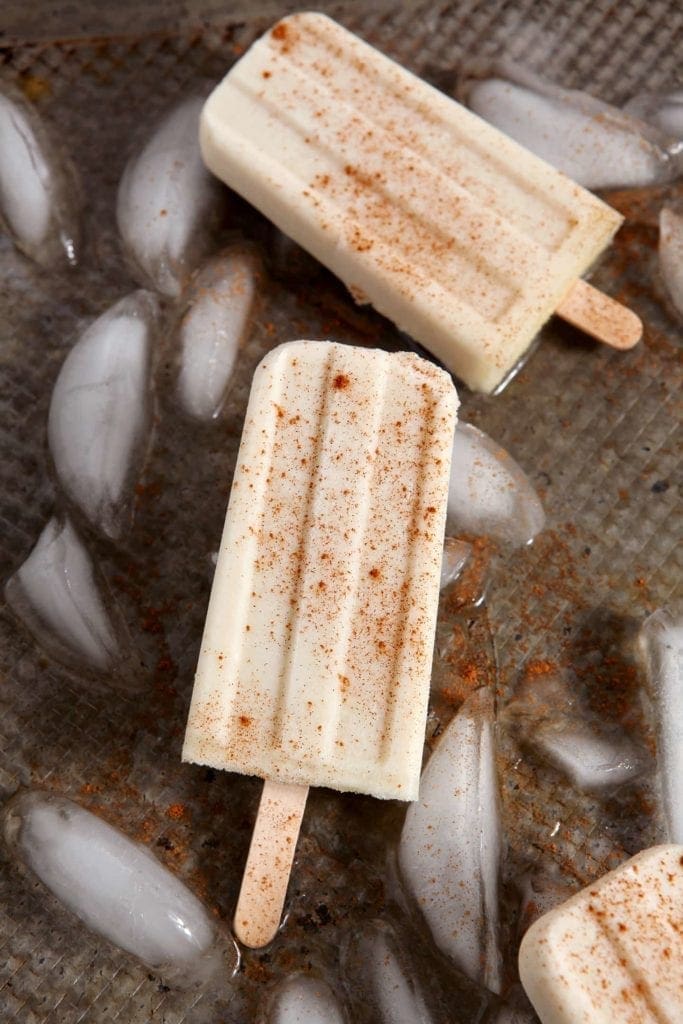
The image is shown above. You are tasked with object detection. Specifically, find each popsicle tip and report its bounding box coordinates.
[615,304,644,349]
[556,278,643,351]
[233,780,308,952]
[233,914,279,949]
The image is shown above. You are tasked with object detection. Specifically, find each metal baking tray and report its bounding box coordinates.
[0,1,680,1020]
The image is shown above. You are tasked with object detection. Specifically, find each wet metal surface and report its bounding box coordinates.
[0,2,681,1021]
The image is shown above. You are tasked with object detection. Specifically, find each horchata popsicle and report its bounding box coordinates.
[183,340,457,947]
[519,845,683,1023]
[198,12,641,395]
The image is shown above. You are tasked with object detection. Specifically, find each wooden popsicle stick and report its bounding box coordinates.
[233,779,308,949]
[556,279,642,350]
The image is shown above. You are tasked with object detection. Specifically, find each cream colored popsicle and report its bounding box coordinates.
[183,340,457,945]
[519,845,683,1023]
[199,12,639,395]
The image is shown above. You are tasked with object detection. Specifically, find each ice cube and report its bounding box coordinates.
[3,790,237,988]
[117,98,225,297]
[506,669,644,792]
[47,290,158,539]
[460,63,679,189]
[624,90,683,141]
[0,87,80,266]
[265,975,345,1024]
[640,608,683,843]
[447,422,544,547]
[177,248,259,421]
[398,688,502,992]
[532,719,644,792]
[4,516,137,685]
[342,921,434,1024]
[517,868,577,934]
[440,537,472,591]
[659,207,683,322]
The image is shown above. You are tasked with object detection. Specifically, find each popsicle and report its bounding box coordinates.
[519,844,683,1023]
[183,340,457,947]
[198,12,641,395]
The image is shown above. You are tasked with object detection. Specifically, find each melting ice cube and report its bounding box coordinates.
[659,207,683,322]
[447,422,544,547]
[506,669,644,792]
[4,516,136,684]
[177,249,259,421]
[47,290,158,539]
[265,975,345,1024]
[532,719,643,792]
[342,920,434,1024]
[517,868,577,935]
[0,87,80,266]
[460,63,679,190]
[117,97,225,297]
[398,688,502,993]
[440,537,472,591]
[640,608,683,844]
[3,790,237,987]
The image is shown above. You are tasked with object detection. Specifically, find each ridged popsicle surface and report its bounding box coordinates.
[519,844,683,1023]
[183,340,457,799]
[200,12,623,393]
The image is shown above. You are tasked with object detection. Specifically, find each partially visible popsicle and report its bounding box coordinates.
[199,12,641,395]
[519,844,683,1023]
[183,340,457,947]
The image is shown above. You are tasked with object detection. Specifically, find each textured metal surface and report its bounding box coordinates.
[0,1,681,1021]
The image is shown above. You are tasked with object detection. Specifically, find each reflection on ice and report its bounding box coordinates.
[640,609,683,843]
[4,516,135,682]
[48,291,158,538]
[399,688,502,993]
[461,63,679,189]
[447,422,544,547]
[177,249,259,421]
[3,790,237,987]
[0,87,80,266]
[117,98,224,297]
